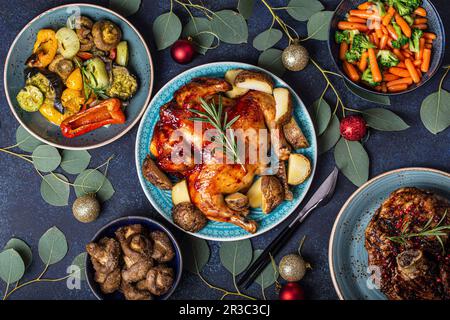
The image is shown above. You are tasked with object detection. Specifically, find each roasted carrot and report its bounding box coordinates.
[402,50,412,59]
[413,24,428,30]
[357,1,372,10]
[358,51,368,72]
[386,77,413,87]
[338,21,368,31]
[421,48,431,72]
[425,38,434,44]
[414,7,427,17]
[381,24,388,35]
[423,32,436,40]
[413,59,422,67]
[347,16,366,23]
[368,48,382,82]
[386,24,398,40]
[379,35,388,49]
[388,84,408,92]
[393,48,405,61]
[343,61,360,82]
[382,6,395,26]
[389,67,411,77]
[416,68,422,79]
[397,61,406,68]
[395,14,411,38]
[425,43,432,49]
[349,9,374,19]
[375,27,383,39]
[416,38,425,60]
[383,72,400,81]
[371,33,380,46]
[374,85,383,92]
[414,18,428,25]
[381,82,388,93]
[405,59,420,83]
[339,42,348,61]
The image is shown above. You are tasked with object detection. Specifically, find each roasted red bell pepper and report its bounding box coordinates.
[60,98,125,138]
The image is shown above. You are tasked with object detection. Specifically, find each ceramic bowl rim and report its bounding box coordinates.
[328,166,450,300]
[327,0,446,96]
[85,215,183,300]
[3,3,154,150]
[134,61,318,242]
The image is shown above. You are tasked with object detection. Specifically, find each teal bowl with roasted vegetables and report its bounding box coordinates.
[4,3,153,149]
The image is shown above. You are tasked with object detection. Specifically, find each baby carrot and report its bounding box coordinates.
[382,6,395,26]
[389,67,411,77]
[339,42,348,61]
[348,16,367,23]
[423,32,436,40]
[395,14,411,38]
[416,68,422,79]
[358,51,368,72]
[416,38,425,60]
[414,18,428,24]
[386,24,398,40]
[421,48,431,72]
[413,59,422,67]
[425,38,434,44]
[381,82,388,93]
[343,61,360,82]
[368,48,382,82]
[413,24,428,30]
[393,48,405,61]
[397,61,406,68]
[402,50,412,59]
[375,27,383,39]
[379,35,388,49]
[414,7,427,17]
[371,33,380,46]
[388,84,408,92]
[425,43,432,49]
[338,21,368,31]
[405,59,420,83]
[381,24,388,35]
[349,9,374,19]
[386,77,413,87]
[358,1,372,10]
[383,73,400,81]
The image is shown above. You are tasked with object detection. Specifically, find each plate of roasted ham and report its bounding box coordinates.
[135,62,317,241]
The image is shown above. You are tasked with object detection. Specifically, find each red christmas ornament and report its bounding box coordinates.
[279,282,305,300]
[171,39,196,64]
[340,115,367,141]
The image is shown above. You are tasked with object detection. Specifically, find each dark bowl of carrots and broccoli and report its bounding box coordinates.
[328,0,445,95]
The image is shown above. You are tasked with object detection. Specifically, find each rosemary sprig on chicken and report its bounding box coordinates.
[189,96,245,170]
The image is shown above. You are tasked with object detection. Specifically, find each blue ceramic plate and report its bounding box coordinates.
[328,0,445,96]
[4,3,153,149]
[329,167,450,300]
[135,62,317,241]
[85,216,183,300]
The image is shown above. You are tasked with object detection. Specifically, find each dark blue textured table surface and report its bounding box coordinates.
[0,0,449,300]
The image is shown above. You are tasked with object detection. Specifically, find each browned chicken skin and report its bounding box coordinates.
[150,77,280,233]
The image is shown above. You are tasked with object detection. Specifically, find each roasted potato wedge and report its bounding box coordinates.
[287,154,311,185]
[261,176,284,214]
[171,180,190,205]
[283,117,309,149]
[276,161,293,201]
[273,87,293,125]
[247,177,262,208]
[224,69,249,98]
[225,192,249,212]
[142,155,172,190]
[235,70,274,94]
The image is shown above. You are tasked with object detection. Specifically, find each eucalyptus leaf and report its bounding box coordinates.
[253,28,283,51]
[4,238,32,269]
[181,235,210,274]
[109,0,141,17]
[420,89,450,134]
[153,12,182,50]
[61,150,91,174]
[32,145,61,172]
[182,17,214,55]
[219,239,253,276]
[287,0,324,21]
[362,108,409,131]
[307,11,334,41]
[312,98,331,135]
[15,126,42,152]
[0,249,25,284]
[344,81,390,105]
[238,0,255,19]
[40,173,70,206]
[74,169,115,203]
[38,226,68,266]
[211,10,248,44]
[334,138,369,187]
[318,115,340,154]
[258,48,286,77]
[253,250,278,289]
[71,252,87,281]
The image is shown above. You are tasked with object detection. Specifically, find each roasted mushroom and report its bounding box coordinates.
[145,265,174,296]
[172,202,208,232]
[121,281,153,300]
[115,228,152,268]
[97,268,122,294]
[225,193,249,212]
[86,237,121,274]
[261,176,285,214]
[122,259,154,283]
[74,16,95,51]
[150,231,175,263]
[48,55,75,82]
[92,20,122,51]
[142,155,173,190]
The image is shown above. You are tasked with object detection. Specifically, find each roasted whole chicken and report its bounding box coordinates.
[365,187,450,300]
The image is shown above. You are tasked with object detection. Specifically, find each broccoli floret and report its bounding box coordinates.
[392,22,402,38]
[403,15,414,25]
[335,31,348,44]
[395,1,413,15]
[361,68,380,86]
[345,49,362,63]
[377,50,400,67]
[352,34,376,50]
[409,28,423,53]
[391,36,409,48]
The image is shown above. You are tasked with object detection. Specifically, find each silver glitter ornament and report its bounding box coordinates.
[72,194,101,223]
[282,39,309,71]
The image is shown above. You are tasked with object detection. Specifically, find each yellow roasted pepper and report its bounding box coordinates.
[66,68,83,91]
[39,99,74,125]
[27,29,58,68]
[61,88,85,113]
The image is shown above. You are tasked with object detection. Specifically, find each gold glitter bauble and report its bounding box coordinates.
[282,40,309,71]
[279,254,307,282]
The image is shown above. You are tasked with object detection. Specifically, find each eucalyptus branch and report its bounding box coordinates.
[259,0,297,43]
